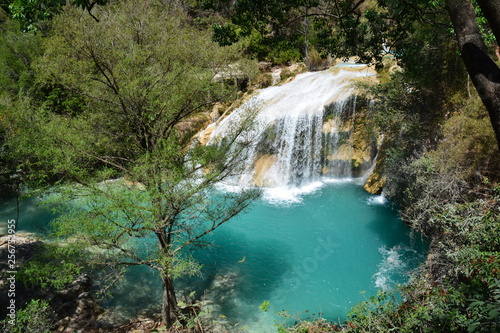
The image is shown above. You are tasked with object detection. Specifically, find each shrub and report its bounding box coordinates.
[1,299,53,333]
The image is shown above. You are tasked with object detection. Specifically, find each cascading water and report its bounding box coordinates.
[186,65,425,332]
[209,65,377,190]
[0,64,426,333]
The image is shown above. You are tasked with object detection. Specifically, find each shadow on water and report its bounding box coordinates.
[0,196,56,235]
[99,265,163,322]
[185,228,292,321]
[100,227,292,324]
[362,189,428,252]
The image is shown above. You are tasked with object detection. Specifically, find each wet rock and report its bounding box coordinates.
[253,155,278,187]
[364,136,388,194]
[364,170,386,195]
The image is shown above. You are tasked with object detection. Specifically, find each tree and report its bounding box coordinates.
[446,0,500,151]
[9,0,259,327]
[0,8,43,198]
[7,0,106,31]
[321,0,500,150]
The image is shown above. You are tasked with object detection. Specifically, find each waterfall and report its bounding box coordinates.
[209,64,377,191]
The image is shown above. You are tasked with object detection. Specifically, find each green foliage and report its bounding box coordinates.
[269,40,303,65]
[345,273,500,332]
[258,301,341,332]
[344,290,400,332]
[8,0,107,32]
[307,47,328,71]
[8,1,261,326]
[158,251,203,280]
[259,300,270,312]
[207,0,324,63]
[341,2,500,330]
[347,78,500,332]
[212,22,241,46]
[174,292,206,331]
[472,0,497,49]
[17,242,83,290]
[0,13,44,195]
[1,299,53,333]
[274,310,341,332]
[8,0,64,32]
[0,12,42,96]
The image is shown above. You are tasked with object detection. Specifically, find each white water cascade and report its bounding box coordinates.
[208,64,377,192]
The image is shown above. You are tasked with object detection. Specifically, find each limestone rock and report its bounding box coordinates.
[364,171,386,195]
[253,155,278,187]
[210,103,225,122]
[363,136,388,194]
[198,123,216,146]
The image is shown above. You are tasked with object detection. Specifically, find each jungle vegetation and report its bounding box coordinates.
[0,0,499,332]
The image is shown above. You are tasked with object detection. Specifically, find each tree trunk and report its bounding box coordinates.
[446,0,500,150]
[156,227,178,327]
[161,273,178,328]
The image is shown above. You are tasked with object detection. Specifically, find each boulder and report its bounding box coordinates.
[364,171,386,195]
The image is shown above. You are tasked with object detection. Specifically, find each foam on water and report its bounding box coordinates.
[209,65,377,189]
[323,177,358,184]
[261,181,325,205]
[367,193,388,206]
[373,245,419,291]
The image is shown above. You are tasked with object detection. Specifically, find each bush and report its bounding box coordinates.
[307,47,329,71]
[268,40,302,65]
[1,299,53,333]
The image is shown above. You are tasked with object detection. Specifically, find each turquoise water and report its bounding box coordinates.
[0,195,56,234]
[96,180,426,331]
[0,181,426,331]
[186,180,425,331]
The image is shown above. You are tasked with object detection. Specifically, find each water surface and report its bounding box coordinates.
[0,181,425,331]
[187,181,425,331]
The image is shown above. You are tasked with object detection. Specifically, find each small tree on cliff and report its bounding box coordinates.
[10,1,259,327]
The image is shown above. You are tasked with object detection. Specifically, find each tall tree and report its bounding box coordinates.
[9,0,259,327]
[446,0,500,150]
[7,0,106,31]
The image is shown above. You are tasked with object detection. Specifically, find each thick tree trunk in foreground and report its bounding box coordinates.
[446,0,500,150]
[161,274,178,327]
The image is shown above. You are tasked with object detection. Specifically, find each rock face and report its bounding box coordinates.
[52,274,99,333]
[320,96,379,179]
[252,155,278,187]
[364,167,386,195]
[363,137,387,195]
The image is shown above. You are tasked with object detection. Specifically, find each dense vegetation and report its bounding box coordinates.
[0,0,500,332]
